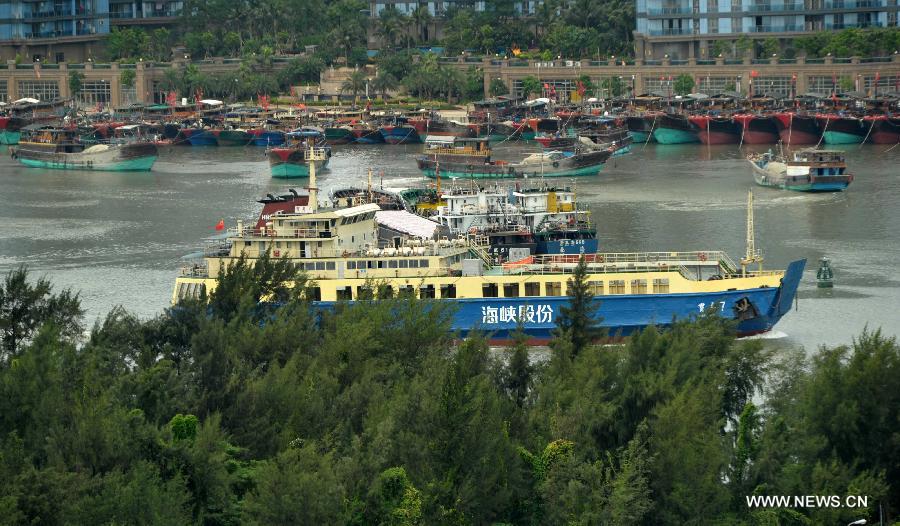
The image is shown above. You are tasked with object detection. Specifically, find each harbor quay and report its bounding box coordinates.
[1,53,898,108]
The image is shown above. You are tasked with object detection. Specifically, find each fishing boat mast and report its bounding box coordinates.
[307,144,328,212]
[740,189,764,276]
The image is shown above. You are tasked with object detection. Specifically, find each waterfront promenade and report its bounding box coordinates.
[1,53,898,107]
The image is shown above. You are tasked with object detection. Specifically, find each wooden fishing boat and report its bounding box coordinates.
[748,147,853,192]
[10,124,158,171]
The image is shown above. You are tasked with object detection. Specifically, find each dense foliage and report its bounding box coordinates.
[1,260,897,524]
[794,27,900,58]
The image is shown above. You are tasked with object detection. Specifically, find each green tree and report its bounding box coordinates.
[673,73,695,95]
[341,69,369,101]
[489,78,509,97]
[761,37,780,58]
[0,267,82,362]
[552,256,602,360]
[372,73,399,100]
[735,35,753,57]
[520,75,541,98]
[600,76,625,98]
[68,70,84,103]
[119,68,136,90]
[411,5,433,44]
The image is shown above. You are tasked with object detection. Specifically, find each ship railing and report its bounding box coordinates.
[203,241,232,257]
[499,251,738,275]
[180,263,209,278]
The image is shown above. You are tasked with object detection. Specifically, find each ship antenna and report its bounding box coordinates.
[367,167,373,203]
[740,189,763,276]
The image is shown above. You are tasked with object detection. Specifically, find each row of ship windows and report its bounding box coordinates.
[311,278,671,301]
[282,260,433,271]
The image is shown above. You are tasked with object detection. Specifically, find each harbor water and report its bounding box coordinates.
[1,142,898,351]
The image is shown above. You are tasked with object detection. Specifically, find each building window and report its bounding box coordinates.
[697,76,731,93]
[420,284,436,298]
[609,280,626,294]
[709,17,719,33]
[357,286,374,300]
[307,286,321,301]
[545,282,562,296]
[0,81,6,102]
[653,278,670,293]
[753,76,791,97]
[482,283,499,298]
[17,80,59,101]
[503,283,520,297]
[524,282,541,297]
[398,285,415,298]
[631,279,648,294]
[440,284,457,298]
[336,286,353,300]
[377,284,394,299]
[78,80,111,107]
[589,281,604,295]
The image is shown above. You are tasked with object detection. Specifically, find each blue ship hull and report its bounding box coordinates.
[187,131,218,146]
[314,259,806,343]
[252,131,285,146]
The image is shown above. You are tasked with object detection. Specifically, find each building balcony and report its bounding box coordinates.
[752,24,804,31]
[647,6,695,15]
[824,0,886,8]
[744,3,805,12]
[825,21,883,28]
[649,27,694,35]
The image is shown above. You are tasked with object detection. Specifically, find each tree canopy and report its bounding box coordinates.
[0,261,897,524]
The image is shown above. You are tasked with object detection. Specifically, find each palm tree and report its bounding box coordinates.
[378,6,403,48]
[372,73,399,101]
[411,5,432,44]
[535,0,558,40]
[341,69,368,102]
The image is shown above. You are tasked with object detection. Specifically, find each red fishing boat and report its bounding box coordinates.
[688,115,742,145]
[732,114,779,144]
[862,115,900,144]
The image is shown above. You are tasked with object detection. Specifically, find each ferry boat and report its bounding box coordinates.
[10,124,158,171]
[267,128,331,178]
[415,136,611,179]
[748,147,853,192]
[173,157,805,341]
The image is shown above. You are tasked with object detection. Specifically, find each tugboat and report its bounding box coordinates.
[173,152,806,342]
[748,147,853,192]
[10,124,158,171]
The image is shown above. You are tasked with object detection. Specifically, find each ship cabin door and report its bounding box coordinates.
[299,241,307,258]
[393,236,401,248]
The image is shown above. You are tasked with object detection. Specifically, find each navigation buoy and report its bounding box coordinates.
[816,257,834,288]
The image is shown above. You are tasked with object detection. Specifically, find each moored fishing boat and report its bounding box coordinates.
[625,115,657,143]
[268,128,331,178]
[816,114,867,145]
[379,123,422,144]
[324,125,356,145]
[689,115,742,144]
[0,116,29,144]
[212,128,253,146]
[415,136,611,179]
[248,128,285,147]
[748,147,853,192]
[350,123,385,144]
[10,124,158,171]
[429,182,599,260]
[173,169,805,341]
[185,128,218,146]
[863,115,900,144]
[773,112,821,145]
[652,113,699,144]
[732,114,779,144]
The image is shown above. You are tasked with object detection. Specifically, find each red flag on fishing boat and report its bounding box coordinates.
[543,83,550,89]
[215,219,225,231]
[750,70,759,78]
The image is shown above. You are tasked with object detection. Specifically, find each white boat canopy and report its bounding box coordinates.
[199,99,223,106]
[13,97,40,104]
[375,210,441,239]
[424,135,456,145]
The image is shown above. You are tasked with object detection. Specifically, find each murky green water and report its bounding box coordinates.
[1,141,897,350]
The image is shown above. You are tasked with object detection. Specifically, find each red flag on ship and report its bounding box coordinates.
[543,83,550,89]
[215,219,225,231]
[195,87,204,105]
[750,70,759,78]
